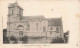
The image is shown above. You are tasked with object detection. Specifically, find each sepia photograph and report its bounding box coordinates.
[0,0,79,47]
[2,1,70,44]
[0,0,80,48]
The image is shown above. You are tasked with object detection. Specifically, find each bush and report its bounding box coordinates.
[64,36,68,43]
[51,38,64,43]
[10,36,18,43]
[21,36,28,43]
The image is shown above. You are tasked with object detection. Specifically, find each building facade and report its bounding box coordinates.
[7,2,64,40]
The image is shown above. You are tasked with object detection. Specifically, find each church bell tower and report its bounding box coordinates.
[8,1,23,22]
[7,2,23,37]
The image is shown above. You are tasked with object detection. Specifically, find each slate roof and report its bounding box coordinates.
[22,15,45,20]
[22,16,62,26]
[47,18,62,26]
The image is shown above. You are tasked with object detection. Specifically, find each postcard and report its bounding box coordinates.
[0,0,80,48]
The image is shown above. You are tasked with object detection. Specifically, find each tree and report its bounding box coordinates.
[3,29,9,43]
[3,36,9,43]
[10,36,18,43]
[64,31,69,43]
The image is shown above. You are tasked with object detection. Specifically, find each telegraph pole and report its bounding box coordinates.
[2,16,3,29]
[8,15,10,43]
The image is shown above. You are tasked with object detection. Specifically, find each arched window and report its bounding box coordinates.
[43,26,46,32]
[26,24,30,30]
[17,25,24,30]
[50,27,53,30]
[19,9,21,14]
[12,9,13,15]
[19,17,22,20]
[50,31,52,34]
[56,27,59,33]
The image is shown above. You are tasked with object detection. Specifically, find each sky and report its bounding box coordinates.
[0,0,80,32]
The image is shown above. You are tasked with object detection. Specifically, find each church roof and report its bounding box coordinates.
[48,18,62,26]
[22,16,62,26]
[22,15,45,20]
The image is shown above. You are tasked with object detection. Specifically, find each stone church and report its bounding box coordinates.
[7,2,64,42]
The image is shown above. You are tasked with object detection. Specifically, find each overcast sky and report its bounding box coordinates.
[0,0,80,32]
